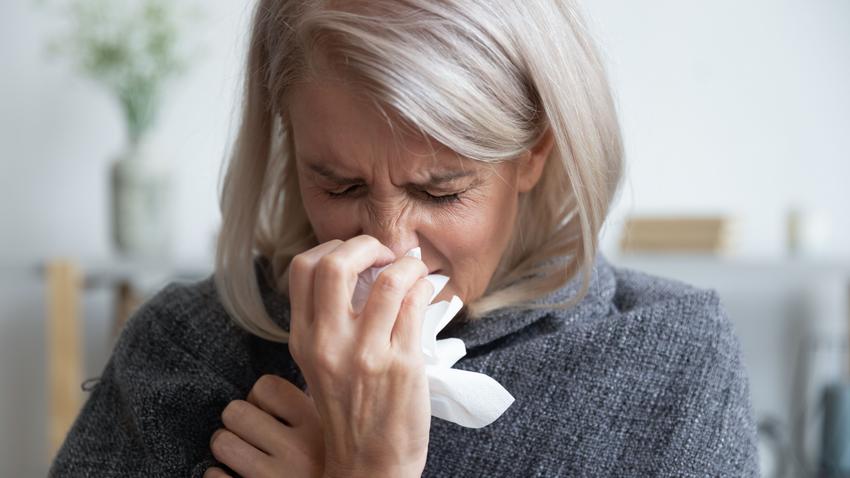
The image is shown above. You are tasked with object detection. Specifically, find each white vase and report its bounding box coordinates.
[110,139,174,258]
[786,207,833,259]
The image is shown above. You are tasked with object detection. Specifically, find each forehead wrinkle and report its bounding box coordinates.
[383,123,476,187]
[370,99,478,182]
[365,186,416,230]
[298,98,484,187]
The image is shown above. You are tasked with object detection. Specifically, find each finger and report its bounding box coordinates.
[392,276,434,352]
[359,255,429,346]
[246,374,318,429]
[210,428,277,478]
[221,399,297,456]
[312,234,395,330]
[288,239,344,332]
[203,467,232,478]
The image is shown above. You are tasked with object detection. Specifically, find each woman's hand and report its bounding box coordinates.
[205,374,325,478]
[288,235,434,478]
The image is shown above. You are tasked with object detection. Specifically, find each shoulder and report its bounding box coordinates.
[552,261,758,474]
[610,261,716,312]
[608,263,737,345]
[572,261,750,389]
[113,275,255,375]
[51,277,265,476]
[122,274,236,340]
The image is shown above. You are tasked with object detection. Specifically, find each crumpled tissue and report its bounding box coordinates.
[350,247,515,428]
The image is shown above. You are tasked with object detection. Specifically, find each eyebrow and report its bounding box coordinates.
[305,161,478,187]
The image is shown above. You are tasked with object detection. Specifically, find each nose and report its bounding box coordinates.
[360,206,421,261]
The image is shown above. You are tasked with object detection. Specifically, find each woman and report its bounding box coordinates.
[50,0,759,476]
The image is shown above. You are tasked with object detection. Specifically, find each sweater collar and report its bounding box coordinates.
[437,251,617,349]
[258,251,617,350]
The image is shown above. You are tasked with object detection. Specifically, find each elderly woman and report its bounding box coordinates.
[50,0,759,476]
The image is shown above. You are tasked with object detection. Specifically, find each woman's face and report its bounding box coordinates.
[287,77,550,305]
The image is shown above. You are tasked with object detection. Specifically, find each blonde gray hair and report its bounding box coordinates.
[215,0,624,342]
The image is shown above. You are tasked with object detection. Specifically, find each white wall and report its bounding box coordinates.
[585,0,850,260]
[1,0,848,475]
[0,0,254,263]
[0,1,252,474]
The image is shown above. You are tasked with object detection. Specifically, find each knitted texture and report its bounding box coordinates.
[49,252,760,477]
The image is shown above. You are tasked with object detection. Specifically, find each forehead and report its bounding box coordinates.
[286,78,480,175]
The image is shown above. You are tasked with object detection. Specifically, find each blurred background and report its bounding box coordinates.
[1,0,848,476]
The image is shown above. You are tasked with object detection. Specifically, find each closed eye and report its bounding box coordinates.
[325,185,463,205]
[423,191,462,204]
[325,185,361,198]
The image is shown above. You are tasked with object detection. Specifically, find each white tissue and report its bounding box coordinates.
[350,247,515,428]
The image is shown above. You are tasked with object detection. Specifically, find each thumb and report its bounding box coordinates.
[392,277,433,353]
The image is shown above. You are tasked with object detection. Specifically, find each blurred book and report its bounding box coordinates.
[619,215,736,254]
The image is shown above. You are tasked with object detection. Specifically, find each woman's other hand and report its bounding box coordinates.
[288,235,433,478]
[206,374,325,478]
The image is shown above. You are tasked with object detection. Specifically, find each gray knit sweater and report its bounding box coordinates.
[49,252,760,477]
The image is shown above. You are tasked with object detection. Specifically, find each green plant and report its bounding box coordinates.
[39,0,203,147]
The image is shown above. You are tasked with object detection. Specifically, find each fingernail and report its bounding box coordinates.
[405,247,422,259]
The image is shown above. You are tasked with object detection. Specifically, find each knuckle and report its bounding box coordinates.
[376,270,406,294]
[399,294,415,312]
[361,234,382,248]
[354,350,385,375]
[403,283,429,309]
[289,254,313,276]
[317,254,347,279]
[312,349,339,374]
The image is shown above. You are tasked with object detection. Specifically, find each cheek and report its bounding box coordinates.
[298,183,360,242]
[436,208,493,250]
[435,189,518,269]
[424,190,517,303]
